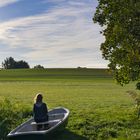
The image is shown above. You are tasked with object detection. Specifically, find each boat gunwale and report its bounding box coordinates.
[7,107,69,137]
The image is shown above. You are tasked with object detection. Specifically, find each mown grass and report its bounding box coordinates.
[0,68,140,140]
[0,68,112,81]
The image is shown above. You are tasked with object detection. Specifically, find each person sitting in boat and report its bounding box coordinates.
[33,93,48,123]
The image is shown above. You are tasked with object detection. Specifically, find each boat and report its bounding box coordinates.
[7,107,69,140]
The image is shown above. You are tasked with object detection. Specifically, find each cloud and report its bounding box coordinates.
[0,0,108,68]
[0,0,19,8]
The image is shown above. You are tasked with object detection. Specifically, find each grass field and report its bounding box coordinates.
[0,68,140,140]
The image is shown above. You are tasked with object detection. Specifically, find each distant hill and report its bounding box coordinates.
[0,68,112,81]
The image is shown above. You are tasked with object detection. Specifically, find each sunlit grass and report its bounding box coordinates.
[0,69,139,140]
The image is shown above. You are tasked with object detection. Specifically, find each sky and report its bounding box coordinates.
[0,0,108,68]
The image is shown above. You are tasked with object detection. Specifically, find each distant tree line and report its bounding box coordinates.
[2,57,30,69]
[1,57,45,69]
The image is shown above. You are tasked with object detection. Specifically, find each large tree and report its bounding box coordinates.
[93,0,140,88]
[2,57,16,69]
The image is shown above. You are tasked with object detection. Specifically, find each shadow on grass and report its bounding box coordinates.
[50,129,88,140]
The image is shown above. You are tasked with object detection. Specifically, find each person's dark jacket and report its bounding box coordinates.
[33,102,48,123]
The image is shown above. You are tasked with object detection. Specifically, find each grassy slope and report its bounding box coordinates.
[0,68,112,81]
[0,68,139,140]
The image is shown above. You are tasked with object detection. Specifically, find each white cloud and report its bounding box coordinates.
[0,0,108,68]
[0,0,19,8]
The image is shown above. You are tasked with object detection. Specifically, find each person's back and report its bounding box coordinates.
[33,93,48,123]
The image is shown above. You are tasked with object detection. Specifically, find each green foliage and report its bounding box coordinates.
[0,98,31,140]
[2,57,30,69]
[127,90,140,118]
[136,82,140,90]
[93,0,140,88]
[2,57,15,69]
[33,65,45,69]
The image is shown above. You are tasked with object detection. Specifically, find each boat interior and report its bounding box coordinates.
[15,112,66,133]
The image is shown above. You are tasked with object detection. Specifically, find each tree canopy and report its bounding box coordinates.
[33,65,44,69]
[2,57,30,69]
[93,0,140,88]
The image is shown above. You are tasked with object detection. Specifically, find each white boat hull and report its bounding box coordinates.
[7,107,69,140]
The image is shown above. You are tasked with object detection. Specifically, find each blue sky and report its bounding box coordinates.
[0,0,108,68]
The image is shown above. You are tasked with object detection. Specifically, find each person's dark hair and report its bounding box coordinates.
[34,93,43,103]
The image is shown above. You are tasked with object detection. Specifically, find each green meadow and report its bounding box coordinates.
[0,68,140,140]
